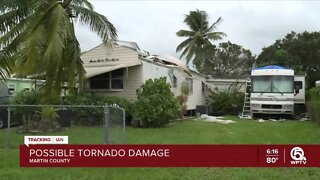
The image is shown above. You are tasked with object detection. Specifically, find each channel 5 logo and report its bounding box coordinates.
[290,147,307,165]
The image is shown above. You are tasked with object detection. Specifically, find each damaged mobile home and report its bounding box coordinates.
[80,41,208,114]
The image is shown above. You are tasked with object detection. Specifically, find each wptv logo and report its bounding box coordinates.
[290,147,307,165]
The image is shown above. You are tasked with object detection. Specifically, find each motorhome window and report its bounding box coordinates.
[252,76,293,93]
[294,81,303,89]
[252,76,272,93]
[272,76,293,93]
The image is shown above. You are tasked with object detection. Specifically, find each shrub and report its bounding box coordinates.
[63,92,104,105]
[10,90,41,131]
[10,89,39,105]
[306,87,320,123]
[38,107,59,132]
[134,77,179,128]
[101,96,134,118]
[208,90,244,116]
[177,83,189,119]
[63,92,134,126]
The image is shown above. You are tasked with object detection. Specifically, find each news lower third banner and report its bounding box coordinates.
[20,144,320,167]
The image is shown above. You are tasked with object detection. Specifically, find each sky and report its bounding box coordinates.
[75,0,320,58]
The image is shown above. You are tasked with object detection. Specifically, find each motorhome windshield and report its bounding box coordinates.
[252,76,294,93]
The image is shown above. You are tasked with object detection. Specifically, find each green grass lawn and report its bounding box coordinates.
[1,117,320,180]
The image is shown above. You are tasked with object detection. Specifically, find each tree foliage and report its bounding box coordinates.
[134,77,179,128]
[0,0,117,102]
[195,41,255,78]
[208,89,244,116]
[176,9,226,64]
[177,83,189,119]
[257,31,320,88]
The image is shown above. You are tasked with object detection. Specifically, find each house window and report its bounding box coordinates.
[172,75,178,88]
[89,69,124,90]
[8,84,15,95]
[185,78,193,93]
[202,82,206,93]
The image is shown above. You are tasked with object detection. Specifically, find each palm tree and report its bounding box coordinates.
[176,9,226,64]
[0,0,117,103]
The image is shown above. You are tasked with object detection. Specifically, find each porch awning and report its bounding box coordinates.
[84,63,141,78]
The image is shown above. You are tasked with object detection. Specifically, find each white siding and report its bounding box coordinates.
[142,61,206,110]
[82,44,141,67]
[142,61,172,82]
[81,43,207,108]
[188,72,207,110]
[88,65,143,102]
[81,43,144,101]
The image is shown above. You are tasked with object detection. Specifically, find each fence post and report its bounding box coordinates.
[122,108,126,144]
[104,105,109,144]
[6,105,11,148]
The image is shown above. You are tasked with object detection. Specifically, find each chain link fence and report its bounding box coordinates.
[0,104,125,148]
[104,105,126,144]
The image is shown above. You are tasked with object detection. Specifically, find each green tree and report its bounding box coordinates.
[0,0,117,102]
[195,41,255,78]
[176,9,226,64]
[257,31,320,88]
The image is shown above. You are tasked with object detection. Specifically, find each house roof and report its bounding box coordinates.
[115,40,141,52]
[82,40,207,79]
[140,55,192,76]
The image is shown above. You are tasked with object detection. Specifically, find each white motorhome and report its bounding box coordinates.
[249,65,304,118]
[293,75,306,115]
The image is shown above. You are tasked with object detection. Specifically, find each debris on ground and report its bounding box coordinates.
[198,114,236,124]
[257,119,286,122]
[299,118,310,121]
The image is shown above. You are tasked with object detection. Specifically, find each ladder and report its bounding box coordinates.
[240,78,251,118]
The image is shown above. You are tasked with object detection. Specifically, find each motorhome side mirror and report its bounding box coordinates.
[294,86,300,95]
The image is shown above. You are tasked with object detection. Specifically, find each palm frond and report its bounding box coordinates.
[176,30,195,38]
[0,0,116,101]
[206,31,226,40]
[178,38,197,63]
[206,17,223,33]
[176,38,193,52]
[63,22,85,88]
[71,0,94,10]
[184,9,208,32]
[71,5,117,42]
[42,4,70,64]
[185,39,197,64]
[184,13,199,32]
[0,14,33,48]
[0,50,11,80]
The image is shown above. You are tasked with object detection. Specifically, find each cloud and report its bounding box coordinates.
[75,1,320,57]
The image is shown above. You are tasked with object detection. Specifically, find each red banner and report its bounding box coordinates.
[20,145,320,167]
